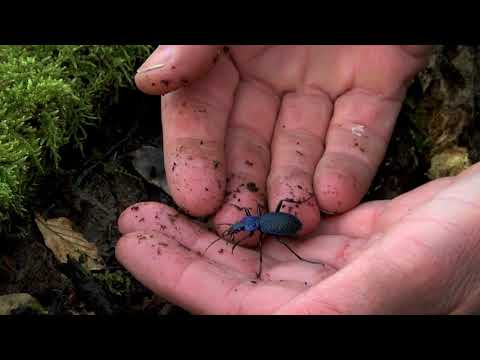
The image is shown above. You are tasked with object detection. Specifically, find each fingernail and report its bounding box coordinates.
[320,209,337,216]
[137,46,173,74]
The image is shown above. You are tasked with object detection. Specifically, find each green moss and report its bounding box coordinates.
[94,270,132,297]
[0,45,153,233]
[0,293,48,315]
[428,146,471,179]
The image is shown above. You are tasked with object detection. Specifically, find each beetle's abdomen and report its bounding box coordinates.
[259,212,302,236]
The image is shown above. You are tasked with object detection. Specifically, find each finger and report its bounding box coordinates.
[213,80,280,246]
[314,200,388,239]
[315,177,454,238]
[119,202,334,282]
[116,232,306,314]
[116,230,250,314]
[280,177,455,271]
[163,55,239,216]
[277,167,480,314]
[314,89,403,213]
[268,91,333,236]
[400,45,434,58]
[135,45,225,95]
[373,177,455,232]
[260,177,456,275]
[116,205,309,314]
[455,161,480,179]
[118,202,270,275]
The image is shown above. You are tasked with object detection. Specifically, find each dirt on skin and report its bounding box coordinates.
[1,45,479,315]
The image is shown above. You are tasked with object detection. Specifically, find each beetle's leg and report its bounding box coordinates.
[203,236,226,255]
[256,233,265,279]
[276,194,316,213]
[275,200,285,213]
[274,236,328,266]
[256,202,265,216]
[229,203,252,217]
[203,229,235,255]
[231,231,255,254]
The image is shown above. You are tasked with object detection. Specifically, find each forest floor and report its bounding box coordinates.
[0,45,478,315]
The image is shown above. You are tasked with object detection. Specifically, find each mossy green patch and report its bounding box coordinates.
[93,270,133,297]
[0,45,153,234]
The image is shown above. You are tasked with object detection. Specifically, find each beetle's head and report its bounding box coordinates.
[240,216,259,232]
[222,216,258,235]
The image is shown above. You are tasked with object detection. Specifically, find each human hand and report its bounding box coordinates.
[135,45,432,241]
[115,162,480,314]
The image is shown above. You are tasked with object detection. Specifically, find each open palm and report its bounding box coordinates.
[116,162,480,314]
[135,45,431,241]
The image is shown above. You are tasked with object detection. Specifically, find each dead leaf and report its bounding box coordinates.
[35,214,105,271]
[0,293,47,315]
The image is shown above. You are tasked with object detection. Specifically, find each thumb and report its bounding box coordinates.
[135,45,225,95]
[276,163,480,314]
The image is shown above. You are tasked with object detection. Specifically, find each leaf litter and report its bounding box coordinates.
[34,214,105,271]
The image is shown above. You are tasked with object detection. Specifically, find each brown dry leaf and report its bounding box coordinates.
[35,214,105,271]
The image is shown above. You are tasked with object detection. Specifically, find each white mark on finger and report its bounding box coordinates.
[351,124,366,137]
[137,63,167,74]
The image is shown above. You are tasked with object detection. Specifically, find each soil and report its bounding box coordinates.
[0,45,478,315]
[0,89,188,315]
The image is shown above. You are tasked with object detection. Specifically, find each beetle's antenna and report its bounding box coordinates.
[203,228,234,255]
[228,203,253,217]
[203,236,226,255]
[275,193,316,213]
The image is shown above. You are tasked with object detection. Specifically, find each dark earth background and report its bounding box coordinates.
[0,45,479,315]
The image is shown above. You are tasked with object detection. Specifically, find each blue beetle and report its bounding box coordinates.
[204,197,325,278]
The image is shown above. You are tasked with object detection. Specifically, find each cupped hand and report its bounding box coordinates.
[135,45,432,240]
[116,162,480,314]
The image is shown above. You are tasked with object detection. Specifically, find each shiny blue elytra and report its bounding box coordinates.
[259,212,302,236]
[230,213,301,236]
[204,196,326,279]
